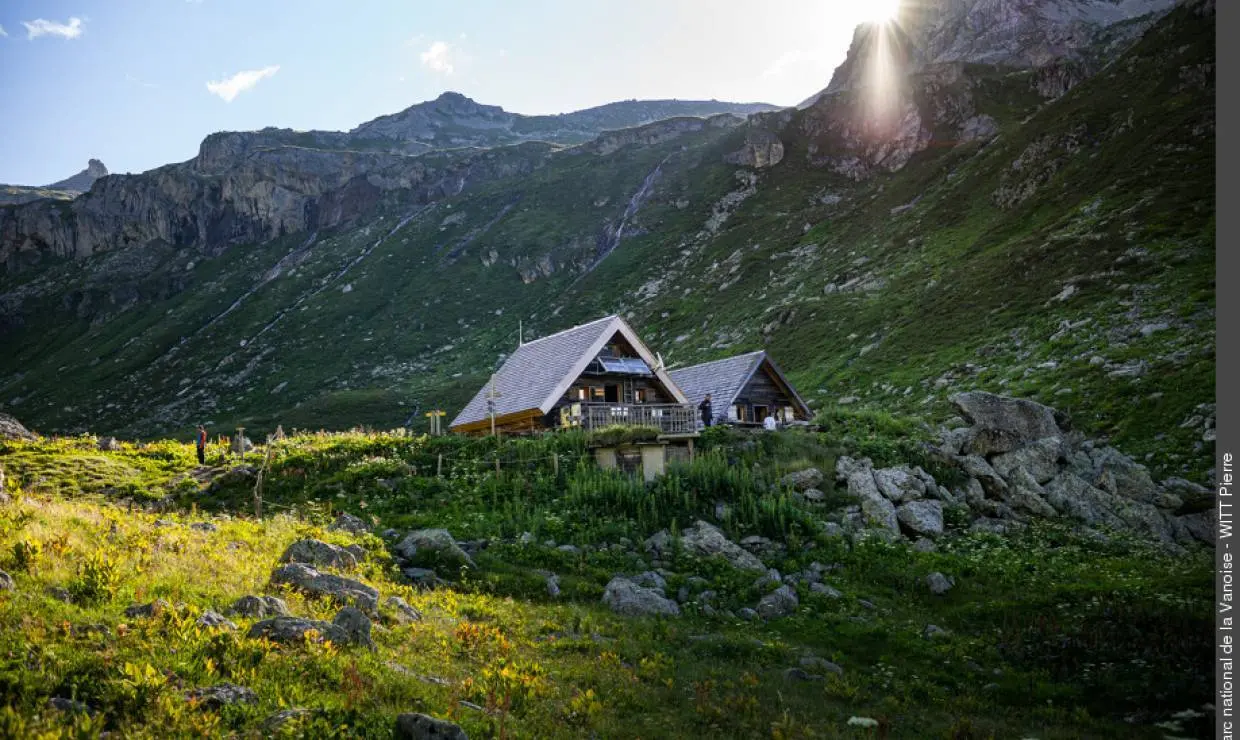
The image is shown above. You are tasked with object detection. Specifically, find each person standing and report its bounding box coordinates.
[698,393,713,428]
[196,425,207,465]
[763,412,778,431]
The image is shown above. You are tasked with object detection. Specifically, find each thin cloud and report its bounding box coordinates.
[206,65,280,102]
[0,24,8,37]
[420,41,455,75]
[22,17,85,40]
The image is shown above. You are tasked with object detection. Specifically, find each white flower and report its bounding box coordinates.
[846,716,879,728]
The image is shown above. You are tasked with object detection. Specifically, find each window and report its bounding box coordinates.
[604,384,620,403]
[635,388,648,404]
[733,404,748,422]
[754,405,769,422]
[590,386,606,402]
[572,387,588,401]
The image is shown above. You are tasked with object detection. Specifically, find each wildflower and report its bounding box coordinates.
[847,716,878,728]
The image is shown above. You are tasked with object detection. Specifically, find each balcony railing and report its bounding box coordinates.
[559,402,698,436]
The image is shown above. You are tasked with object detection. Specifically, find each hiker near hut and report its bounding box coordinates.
[195,425,207,465]
[699,394,713,428]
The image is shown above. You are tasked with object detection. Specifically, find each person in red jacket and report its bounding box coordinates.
[196,425,207,465]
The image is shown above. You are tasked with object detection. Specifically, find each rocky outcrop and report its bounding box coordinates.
[227,595,290,619]
[279,539,359,570]
[394,529,475,570]
[602,576,681,617]
[0,414,34,440]
[676,521,767,572]
[393,712,469,740]
[45,159,109,193]
[269,563,379,612]
[724,126,785,168]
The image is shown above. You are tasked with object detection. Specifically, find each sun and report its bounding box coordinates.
[864,0,902,23]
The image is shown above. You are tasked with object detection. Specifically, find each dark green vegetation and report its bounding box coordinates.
[0,5,1215,492]
[0,424,1211,738]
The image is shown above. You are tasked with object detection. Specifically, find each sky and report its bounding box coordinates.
[0,1,884,186]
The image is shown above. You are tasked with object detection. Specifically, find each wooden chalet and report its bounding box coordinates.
[668,350,811,427]
[449,315,697,438]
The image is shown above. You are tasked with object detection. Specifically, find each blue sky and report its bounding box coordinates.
[0,1,881,185]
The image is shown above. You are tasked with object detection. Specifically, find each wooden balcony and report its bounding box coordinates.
[559,402,698,436]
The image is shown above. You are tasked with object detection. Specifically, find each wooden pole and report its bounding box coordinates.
[437,453,443,477]
[552,453,559,476]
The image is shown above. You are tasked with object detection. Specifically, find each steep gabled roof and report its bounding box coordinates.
[449,315,686,431]
[668,350,812,419]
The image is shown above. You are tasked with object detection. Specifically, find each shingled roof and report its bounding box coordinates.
[668,350,811,420]
[449,315,686,432]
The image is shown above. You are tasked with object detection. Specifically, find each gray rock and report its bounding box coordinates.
[556,544,581,555]
[911,537,938,553]
[756,585,799,619]
[810,582,843,598]
[969,517,1014,535]
[1177,510,1216,544]
[227,595,290,619]
[1090,448,1181,509]
[97,436,121,452]
[197,610,237,630]
[189,521,219,533]
[939,426,977,456]
[270,563,379,612]
[395,529,475,569]
[803,488,827,503]
[402,567,447,589]
[834,455,873,480]
[644,529,674,556]
[737,607,758,620]
[329,512,371,535]
[896,500,944,538]
[262,708,316,733]
[873,466,926,503]
[247,616,350,645]
[781,468,824,491]
[957,455,1009,497]
[124,599,174,619]
[926,572,954,595]
[0,571,13,591]
[1163,477,1213,512]
[47,697,94,715]
[923,624,951,639]
[990,437,1063,483]
[850,472,900,534]
[679,520,766,572]
[783,667,823,682]
[799,656,844,675]
[1000,467,1059,518]
[631,571,667,593]
[394,712,468,740]
[384,596,424,624]
[950,391,1063,455]
[279,539,359,570]
[602,577,680,617]
[333,607,374,649]
[185,683,258,709]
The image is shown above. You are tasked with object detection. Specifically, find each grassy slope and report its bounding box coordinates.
[0,7,1215,483]
[0,428,1213,738]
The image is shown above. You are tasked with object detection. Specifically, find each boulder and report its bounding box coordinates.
[279,539,359,570]
[124,599,174,619]
[262,709,316,734]
[332,607,374,649]
[227,595,290,619]
[384,596,424,624]
[781,468,824,491]
[0,571,13,591]
[679,521,766,572]
[956,455,1009,497]
[269,563,379,612]
[896,500,944,538]
[631,571,667,593]
[1090,448,1181,509]
[834,456,872,480]
[990,437,1063,484]
[247,616,350,645]
[97,436,121,452]
[872,466,925,503]
[926,572,954,595]
[757,585,799,619]
[0,414,35,441]
[1000,468,1059,518]
[644,530,674,557]
[328,512,371,535]
[950,392,1063,455]
[800,656,844,675]
[196,610,238,630]
[1176,510,1216,545]
[810,582,843,598]
[602,577,680,617]
[189,522,219,533]
[849,472,899,534]
[395,529,475,570]
[185,683,257,709]
[394,713,469,740]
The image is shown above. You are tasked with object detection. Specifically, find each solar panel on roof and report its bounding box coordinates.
[598,357,653,375]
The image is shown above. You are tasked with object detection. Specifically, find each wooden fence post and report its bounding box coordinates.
[437,453,443,478]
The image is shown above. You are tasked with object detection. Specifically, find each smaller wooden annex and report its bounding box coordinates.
[668,350,812,427]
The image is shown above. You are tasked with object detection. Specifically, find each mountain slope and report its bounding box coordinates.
[0,2,1214,483]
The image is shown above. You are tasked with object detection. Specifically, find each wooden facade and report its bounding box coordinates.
[729,364,806,425]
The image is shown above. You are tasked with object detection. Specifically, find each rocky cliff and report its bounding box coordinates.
[45,159,109,192]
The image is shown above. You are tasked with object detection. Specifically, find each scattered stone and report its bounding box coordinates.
[280,539,359,570]
[783,667,823,682]
[926,572,954,595]
[189,521,218,533]
[395,529,475,569]
[802,488,827,503]
[872,466,926,503]
[800,656,844,675]
[849,472,900,534]
[602,576,680,617]
[262,708,316,734]
[737,607,758,621]
[556,544,581,555]
[247,616,350,645]
[857,599,877,610]
[679,520,766,572]
[756,585,799,619]
[394,713,469,740]
[384,596,424,624]
[781,468,824,491]
[402,567,448,589]
[46,697,93,715]
[197,610,237,630]
[46,586,73,603]
[0,571,13,591]
[923,624,951,639]
[329,512,371,535]
[332,607,374,649]
[270,563,379,612]
[185,683,258,709]
[911,537,938,553]
[124,599,174,619]
[810,582,842,598]
[896,500,944,538]
[227,595,290,619]
[97,436,121,452]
